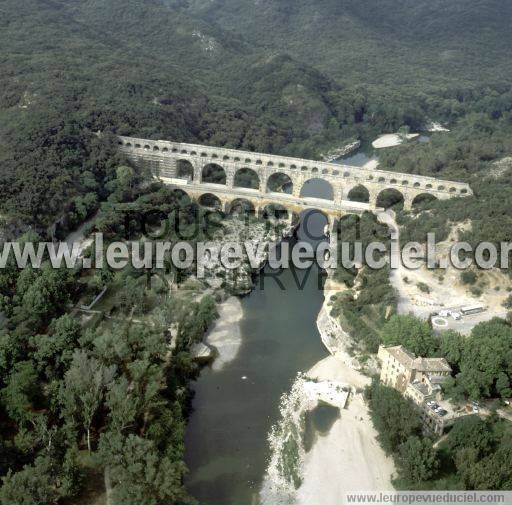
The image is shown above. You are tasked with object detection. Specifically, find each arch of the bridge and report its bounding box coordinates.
[202,163,227,185]
[226,198,256,215]
[266,172,294,194]
[376,188,405,210]
[262,203,290,220]
[234,167,260,190]
[299,177,335,201]
[345,184,370,204]
[411,192,438,208]
[176,159,194,180]
[198,192,223,210]
[297,207,330,222]
[167,187,192,204]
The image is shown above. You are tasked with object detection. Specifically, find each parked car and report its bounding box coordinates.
[437,409,448,417]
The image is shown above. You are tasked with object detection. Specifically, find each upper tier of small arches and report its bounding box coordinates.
[118,137,471,196]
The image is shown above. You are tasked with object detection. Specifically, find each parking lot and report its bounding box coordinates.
[430,305,506,334]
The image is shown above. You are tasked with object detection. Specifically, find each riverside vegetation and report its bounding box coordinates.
[1,0,512,501]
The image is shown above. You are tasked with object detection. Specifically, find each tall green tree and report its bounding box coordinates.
[0,456,58,505]
[97,433,193,505]
[457,319,512,399]
[398,436,439,485]
[60,350,116,452]
[366,381,422,454]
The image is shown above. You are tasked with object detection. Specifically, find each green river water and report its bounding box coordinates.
[185,207,331,505]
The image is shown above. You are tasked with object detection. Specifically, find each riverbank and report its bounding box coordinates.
[322,140,361,162]
[316,276,361,371]
[205,296,243,370]
[297,356,395,504]
[258,273,395,504]
[294,278,395,503]
[372,133,419,149]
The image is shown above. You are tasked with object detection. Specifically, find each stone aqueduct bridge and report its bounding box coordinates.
[118,136,472,220]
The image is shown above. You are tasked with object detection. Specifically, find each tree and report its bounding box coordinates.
[0,332,25,378]
[456,319,512,399]
[380,315,437,356]
[105,377,138,433]
[496,372,512,399]
[0,456,59,505]
[125,360,166,434]
[445,416,494,459]
[176,295,219,349]
[1,361,41,428]
[92,267,114,291]
[31,314,82,379]
[97,433,193,505]
[61,350,116,452]
[116,165,135,190]
[438,330,465,369]
[398,436,439,485]
[503,294,512,309]
[366,381,422,454]
[117,276,145,314]
[398,125,411,140]
[194,295,218,336]
[461,271,477,285]
[14,266,73,330]
[465,446,512,489]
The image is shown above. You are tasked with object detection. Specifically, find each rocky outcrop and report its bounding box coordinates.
[321,140,361,162]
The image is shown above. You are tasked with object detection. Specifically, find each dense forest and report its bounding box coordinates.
[2,0,512,230]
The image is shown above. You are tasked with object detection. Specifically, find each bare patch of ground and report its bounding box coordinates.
[379,212,511,334]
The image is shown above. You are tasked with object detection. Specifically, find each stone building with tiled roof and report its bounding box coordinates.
[378,345,451,399]
[378,345,454,435]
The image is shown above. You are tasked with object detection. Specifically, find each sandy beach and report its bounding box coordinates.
[372,133,419,149]
[363,159,380,170]
[296,356,395,505]
[205,296,243,370]
[293,275,396,503]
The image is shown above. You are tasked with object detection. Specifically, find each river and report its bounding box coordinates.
[184,185,332,504]
[336,141,377,167]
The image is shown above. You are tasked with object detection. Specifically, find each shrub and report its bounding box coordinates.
[417,282,430,294]
[461,271,478,285]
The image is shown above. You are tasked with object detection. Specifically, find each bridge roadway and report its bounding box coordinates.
[118,135,473,213]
